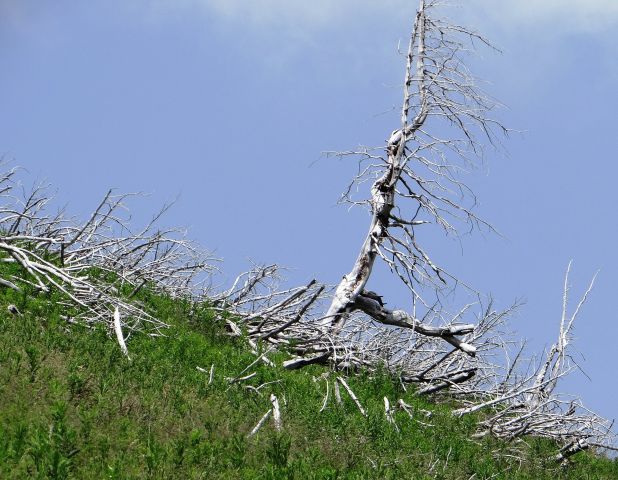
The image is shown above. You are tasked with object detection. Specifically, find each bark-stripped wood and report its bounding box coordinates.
[0,166,215,336]
[270,394,282,431]
[211,1,616,458]
[247,409,272,438]
[337,377,367,417]
[319,0,505,359]
[113,307,130,359]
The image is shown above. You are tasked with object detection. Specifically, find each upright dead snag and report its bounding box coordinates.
[324,0,505,355]
[212,2,616,458]
[217,0,507,378]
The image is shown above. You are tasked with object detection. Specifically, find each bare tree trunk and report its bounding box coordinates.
[320,0,504,359]
[324,3,428,332]
[212,1,616,458]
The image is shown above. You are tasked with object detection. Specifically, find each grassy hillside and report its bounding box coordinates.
[0,285,617,479]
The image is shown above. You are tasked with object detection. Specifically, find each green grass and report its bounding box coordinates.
[0,283,617,479]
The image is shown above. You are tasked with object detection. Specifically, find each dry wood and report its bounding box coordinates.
[247,409,272,438]
[227,372,257,385]
[337,377,366,417]
[384,397,399,431]
[398,399,414,419]
[270,394,282,431]
[0,166,215,338]
[113,307,130,359]
[320,378,330,413]
[201,1,616,458]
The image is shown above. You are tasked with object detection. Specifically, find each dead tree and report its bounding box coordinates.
[322,0,506,354]
[216,0,509,374]
[215,1,615,458]
[216,0,508,377]
[0,165,215,348]
[453,263,616,461]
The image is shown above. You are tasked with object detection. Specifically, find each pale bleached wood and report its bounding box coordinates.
[113,307,130,359]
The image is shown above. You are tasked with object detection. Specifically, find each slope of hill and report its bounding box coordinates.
[0,280,616,479]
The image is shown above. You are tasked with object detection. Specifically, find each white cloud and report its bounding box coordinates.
[197,0,349,25]
[6,0,618,36]
[144,0,617,80]
[466,0,618,34]
[153,0,618,35]
[143,0,413,30]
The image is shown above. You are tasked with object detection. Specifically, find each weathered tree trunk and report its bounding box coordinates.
[324,3,427,332]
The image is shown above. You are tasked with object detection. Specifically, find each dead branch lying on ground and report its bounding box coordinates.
[3,0,612,461]
[217,258,615,459]
[216,260,510,396]
[453,263,615,462]
[210,0,615,458]
[0,165,216,343]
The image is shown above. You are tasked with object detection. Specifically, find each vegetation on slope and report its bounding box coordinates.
[0,278,617,479]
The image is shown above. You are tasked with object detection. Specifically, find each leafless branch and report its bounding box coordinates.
[0,164,216,346]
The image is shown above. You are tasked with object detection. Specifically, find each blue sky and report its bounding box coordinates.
[1,1,617,424]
